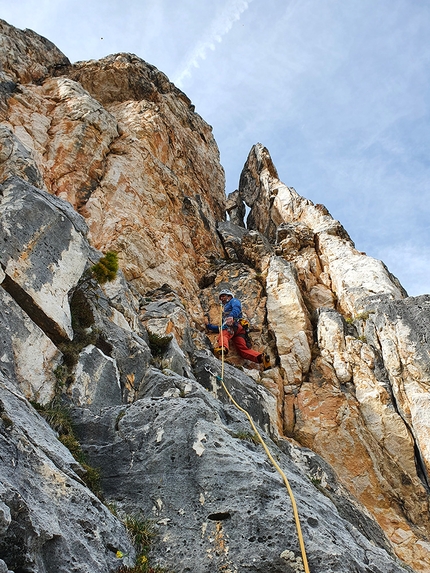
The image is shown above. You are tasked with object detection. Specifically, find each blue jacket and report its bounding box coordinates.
[222,297,242,324]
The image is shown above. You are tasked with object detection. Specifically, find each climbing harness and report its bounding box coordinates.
[238,318,253,348]
[204,304,311,573]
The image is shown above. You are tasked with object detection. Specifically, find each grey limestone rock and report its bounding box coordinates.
[0,285,61,403]
[70,345,122,411]
[71,283,153,404]
[140,289,197,379]
[0,176,89,342]
[194,351,276,436]
[71,365,410,573]
[217,220,248,260]
[0,373,135,572]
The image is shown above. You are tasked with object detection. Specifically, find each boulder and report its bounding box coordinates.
[69,345,122,411]
[0,176,89,342]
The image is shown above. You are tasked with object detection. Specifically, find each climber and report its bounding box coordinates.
[207,289,271,370]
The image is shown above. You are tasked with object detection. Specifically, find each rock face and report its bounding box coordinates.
[0,29,226,321]
[0,373,135,572]
[1,18,430,573]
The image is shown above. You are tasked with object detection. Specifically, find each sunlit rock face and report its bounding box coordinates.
[0,18,69,85]
[1,31,226,323]
[1,19,430,573]
[240,144,407,315]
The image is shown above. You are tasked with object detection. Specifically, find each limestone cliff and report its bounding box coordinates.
[1,19,429,573]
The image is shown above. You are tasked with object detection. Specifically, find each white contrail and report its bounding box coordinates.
[174,0,252,87]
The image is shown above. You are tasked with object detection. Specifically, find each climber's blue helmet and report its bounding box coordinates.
[219,289,234,299]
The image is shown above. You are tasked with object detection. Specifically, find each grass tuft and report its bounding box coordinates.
[116,513,173,573]
[31,401,102,498]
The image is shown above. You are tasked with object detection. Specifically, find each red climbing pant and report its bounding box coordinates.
[217,323,262,363]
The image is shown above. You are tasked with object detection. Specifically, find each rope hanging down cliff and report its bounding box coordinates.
[211,302,311,573]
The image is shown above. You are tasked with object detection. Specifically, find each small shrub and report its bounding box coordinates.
[90,251,119,284]
[32,401,73,435]
[309,475,322,486]
[59,433,88,466]
[80,462,102,498]
[147,332,172,356]
[124,514,156,553]
[355,311,371,321]
[54,364,69,388]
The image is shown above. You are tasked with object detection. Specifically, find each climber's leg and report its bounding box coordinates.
[214,328,233,356]
[233,333,262,362]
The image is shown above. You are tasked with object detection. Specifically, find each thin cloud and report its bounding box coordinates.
[174,0,252,87]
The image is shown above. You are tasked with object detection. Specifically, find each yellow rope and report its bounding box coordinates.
[218,303,311,573]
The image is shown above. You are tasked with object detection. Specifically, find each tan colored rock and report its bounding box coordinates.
[2,76,120,209]
[1,49,226,324]
[0,19,69,85]
[266,256,312,382]
[295,359,430,571]
[348,336,417,477]
[41,77,120,208]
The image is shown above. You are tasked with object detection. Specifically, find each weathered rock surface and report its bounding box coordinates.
[0,18,69,85]
[0,19,429,573]
[72,368,411,573]
[0,373,135,572]
[0,176,89,342]
[0,32,227,320]
[233,144,430,570]
[0,284,61,404]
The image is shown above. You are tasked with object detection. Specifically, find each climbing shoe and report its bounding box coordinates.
[261,353,271,371]
[214,346,228,358]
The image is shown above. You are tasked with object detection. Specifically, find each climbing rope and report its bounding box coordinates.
[217,303,311,573]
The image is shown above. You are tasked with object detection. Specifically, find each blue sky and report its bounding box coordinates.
[2,0,429,295]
